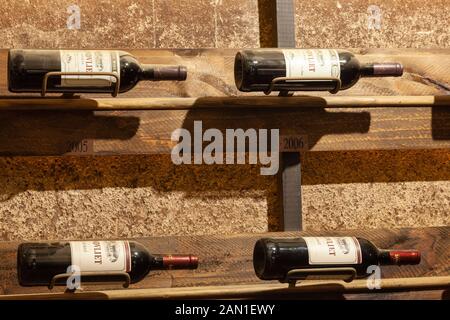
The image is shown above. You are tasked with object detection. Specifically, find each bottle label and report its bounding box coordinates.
[303,237,362,265]
[70,241,131,272]
[282,49,340,80]
[60,50,120,87]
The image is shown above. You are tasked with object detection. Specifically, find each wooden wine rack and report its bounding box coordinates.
[0,49,449,156]
[0,48,449,299]
[0,226,448,299]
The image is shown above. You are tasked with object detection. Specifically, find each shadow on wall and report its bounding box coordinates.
[0,96,448,232]
[0,110,140,155]
[432,97,450,140]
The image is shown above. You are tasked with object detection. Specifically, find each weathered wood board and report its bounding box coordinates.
[1,49,449,98]
[2,280,449,300]
[0,104,448,155]
[0,226,447,296]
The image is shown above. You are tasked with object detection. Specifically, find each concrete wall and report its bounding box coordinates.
[295,0,449,48]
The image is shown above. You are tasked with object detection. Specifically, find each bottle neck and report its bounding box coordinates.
[140,65,155,81]
[150,254,198,270]
[378,249,421,265]
[360,63,404,78]
[140,64,187,81]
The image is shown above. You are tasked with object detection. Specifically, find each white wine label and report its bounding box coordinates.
[60,50,120,87]
[282,49,340,80]
[303,237,362,265]
[70,241,131,272]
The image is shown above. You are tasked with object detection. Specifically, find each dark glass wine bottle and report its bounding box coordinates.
[17,241,198,286]
[8,49,187,95]
[253,237,420,280]
[234,49,403,93]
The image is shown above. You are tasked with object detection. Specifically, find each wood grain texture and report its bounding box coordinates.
[2,96,449,110]
[0,226,448,296]
[1,49,450,98]
[0,49,449,156]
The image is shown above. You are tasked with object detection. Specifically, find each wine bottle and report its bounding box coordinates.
[17,240,198,286]
[8,49,187,95]
[253,237,420,280]
[234,49,403,93]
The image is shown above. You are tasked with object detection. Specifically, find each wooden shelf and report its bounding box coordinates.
[0,226,448,299]
[2,277,449,300]
[0,98,448,156]
[0,48,449,157]
[0,49,448,299]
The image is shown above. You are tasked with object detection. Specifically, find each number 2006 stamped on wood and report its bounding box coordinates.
[279,135,309,152]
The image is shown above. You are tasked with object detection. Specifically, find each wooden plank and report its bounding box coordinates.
[0,49,449,98]
[0,49,241,98]
[0,103,449,156]
[1,277,449,300]
[0,226,447,296]
[0,96,449,110]
[0,49,448,156]
[2,290,447,300]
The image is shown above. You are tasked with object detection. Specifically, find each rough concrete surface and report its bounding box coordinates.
[295,0,450,48]
[303,182,450,230]
[0,150,448,241]
[0,156,273,240]
[0,0,260,48]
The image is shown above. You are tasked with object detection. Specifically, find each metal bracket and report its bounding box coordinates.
[272,76,339,231]
[41,71,121,97]
[48,271,131,290]
[281,267,357,288]
[279,152,302,231]
[264,76,342,96]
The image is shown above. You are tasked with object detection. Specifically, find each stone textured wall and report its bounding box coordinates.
[0,0,259,49]
[0,0,449,241]
[0,151,449,240]
[295,0,450,48]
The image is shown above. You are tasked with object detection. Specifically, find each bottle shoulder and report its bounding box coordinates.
[129,241,149,256]
[355,237,380,258]
[118,53,142,92]
[128,241,152,283]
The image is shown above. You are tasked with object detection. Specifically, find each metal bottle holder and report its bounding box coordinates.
[41,71,121,97]
[281,267,357,288]
[264,76,342,96]
[48,271,131,291]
